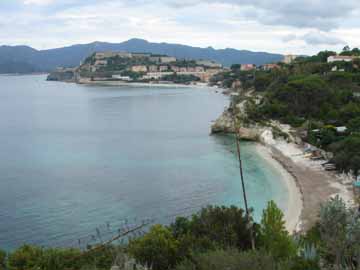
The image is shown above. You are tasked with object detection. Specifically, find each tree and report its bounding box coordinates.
[128,225,180,270]
[259,201,296,260]
[177,205,256,251]
[175,249,277,270]
[343,45,351,52]
[0,249,6,270]
[319,196,360,270]
[7,245,43,270]
[330,135,360,175]
[348,117,360,133]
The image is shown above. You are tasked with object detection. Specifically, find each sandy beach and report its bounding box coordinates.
[255,144,302,232]
[259,128,355,231]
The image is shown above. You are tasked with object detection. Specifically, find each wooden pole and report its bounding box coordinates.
[233,116,256,250]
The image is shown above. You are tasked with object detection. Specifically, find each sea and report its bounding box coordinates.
[0,75,288,250]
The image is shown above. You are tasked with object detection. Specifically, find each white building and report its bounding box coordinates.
[112,75,132,81]
[160,56,177,63]
[327,55,355,63]
[196,60,222,68]
[131,65,148,72]
[282,55,297,64]
[142,72,174,80]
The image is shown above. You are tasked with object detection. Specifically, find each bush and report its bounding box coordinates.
[128,225,180,270]
[175,249,277,270]
[0,249,6,270]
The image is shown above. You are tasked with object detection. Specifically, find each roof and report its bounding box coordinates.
[336,126,347,132]
[329,55,354,60]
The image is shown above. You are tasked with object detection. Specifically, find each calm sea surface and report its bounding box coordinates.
[0,75,288,250]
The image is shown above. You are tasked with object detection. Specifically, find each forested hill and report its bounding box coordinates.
[0,39,283,74]
[212,48,360,175]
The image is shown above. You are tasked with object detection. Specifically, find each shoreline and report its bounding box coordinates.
[254,143,302,233]
[77,80,215,89]
[259,129,355,231]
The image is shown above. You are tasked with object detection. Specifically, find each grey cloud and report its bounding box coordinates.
[302,31,345,45]
[283,31,345,45]
[161,0,359,30]
[282,34,297,43]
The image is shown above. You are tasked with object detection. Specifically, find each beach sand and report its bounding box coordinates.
[255,144,302,233]
[260,129,355,231]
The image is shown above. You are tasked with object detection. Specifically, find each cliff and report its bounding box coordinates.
[46,70,75,82]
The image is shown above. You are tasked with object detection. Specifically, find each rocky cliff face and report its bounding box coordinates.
[46,70,75,82]
[211,110,235,133]
[211,109,264,141]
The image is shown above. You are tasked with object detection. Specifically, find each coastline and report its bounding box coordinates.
[77,80,214,89]
[259,129,355,231]
[254,143,302,233]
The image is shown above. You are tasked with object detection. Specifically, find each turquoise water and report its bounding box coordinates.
[0,75,288,250]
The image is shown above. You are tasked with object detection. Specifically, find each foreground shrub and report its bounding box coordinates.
[175,249,276,270]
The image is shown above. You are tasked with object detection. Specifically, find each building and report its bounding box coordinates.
[196,60,222,68]
[142,72,173,80]
[282,55,297,64]
[240,64,256,71]
[149,56,161,63]
[112,75,132,81]
[131,65,148,72]
[327,55,355,63]
[132,53,151,58]
[171,66,180,72]
[261,63,280,71]
[94,59,108,66]
[195,66,205,72]
[94,52,132,59]
[148,65,158,72]
[159,65,169,72]
[160,56,177,63]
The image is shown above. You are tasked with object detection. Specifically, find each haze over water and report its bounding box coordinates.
[0,75,288,250]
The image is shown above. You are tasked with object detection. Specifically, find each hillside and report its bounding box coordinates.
[0,39,283,74]
[211,49,360,175]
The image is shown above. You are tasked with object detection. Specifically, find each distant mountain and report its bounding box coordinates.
[0,39,283,74]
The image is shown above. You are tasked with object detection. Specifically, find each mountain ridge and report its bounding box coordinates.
[0,38,283,74]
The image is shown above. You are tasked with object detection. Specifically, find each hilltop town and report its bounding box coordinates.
[47,52,225,85]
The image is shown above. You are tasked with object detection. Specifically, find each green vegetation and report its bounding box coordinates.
[259,201,296,260]
[161,74,200,84]
[4,200,354,270]
[216,47,360,174]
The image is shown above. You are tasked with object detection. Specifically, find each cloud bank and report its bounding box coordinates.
[0,0,359,54]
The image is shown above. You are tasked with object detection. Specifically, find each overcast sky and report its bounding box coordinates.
[1,0,360,55]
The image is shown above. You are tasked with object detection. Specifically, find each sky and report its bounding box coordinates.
[1,0,360,55]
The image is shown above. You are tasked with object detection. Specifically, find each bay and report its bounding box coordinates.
[0,75,288,250]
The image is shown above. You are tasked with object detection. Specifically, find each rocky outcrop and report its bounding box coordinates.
[211,110,235,133]
[211,110,264,141]
[238,126,262,141]
[46,70,75,82]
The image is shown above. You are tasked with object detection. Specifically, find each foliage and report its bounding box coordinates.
[128,225,180,270]
[5,244,115,270]
[0,249,6,270]
[175,249,277,270]
[130,205,257,269]
[329,135,360,174]
[161,74,200,84]
[319,195,360,269]
[7,201,360,270]
[225,48,360,174]
[259,201,296,260]
[173,205,256,251]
